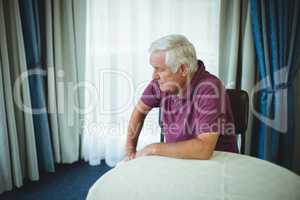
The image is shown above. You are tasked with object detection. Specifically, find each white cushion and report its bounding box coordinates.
[86,151,300,200]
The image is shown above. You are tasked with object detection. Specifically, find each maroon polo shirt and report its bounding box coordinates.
[141,60,238,153]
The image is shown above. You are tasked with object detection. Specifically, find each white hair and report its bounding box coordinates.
[149,34,198,74]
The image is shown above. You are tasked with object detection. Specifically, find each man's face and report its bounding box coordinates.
[150,51,186,94]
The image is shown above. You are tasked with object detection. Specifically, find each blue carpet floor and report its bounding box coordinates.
[0,160,112,200]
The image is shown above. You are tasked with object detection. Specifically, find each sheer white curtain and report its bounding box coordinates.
[83,0,220,167]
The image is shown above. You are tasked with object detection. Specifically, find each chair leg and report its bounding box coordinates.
[160,129,164,143]
[241,132,245,154]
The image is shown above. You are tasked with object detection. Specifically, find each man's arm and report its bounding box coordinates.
[136,132,219,160]
[124,100,152,160]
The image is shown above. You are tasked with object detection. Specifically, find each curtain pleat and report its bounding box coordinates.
[50,0,82,163]
[0,5,13,190]
[19,0,55,172]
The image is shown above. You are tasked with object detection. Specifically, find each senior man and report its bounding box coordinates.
[125,34,238,161]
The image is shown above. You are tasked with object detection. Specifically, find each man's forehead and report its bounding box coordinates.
[150,51,166,67]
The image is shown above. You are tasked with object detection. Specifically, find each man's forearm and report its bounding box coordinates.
[126,120,143,151]
[125,101,150,153]
[150,138,213,160]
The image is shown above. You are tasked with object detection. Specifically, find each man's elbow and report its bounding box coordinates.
[193,135,217,160]
[204,150,214,160]
[196,143,214,160]
[197,150,213,160]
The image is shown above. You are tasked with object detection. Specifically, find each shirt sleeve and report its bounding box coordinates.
[140,80,162,108]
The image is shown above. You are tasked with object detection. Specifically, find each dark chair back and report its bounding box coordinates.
[226,89,249,154]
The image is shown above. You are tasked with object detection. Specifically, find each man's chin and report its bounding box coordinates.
[159,85,167,91]
[160,86,176,94]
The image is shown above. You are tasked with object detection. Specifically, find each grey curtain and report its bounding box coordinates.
[218,0,255,154]
[45,0,86,163]
[0,0,39,194]
[0,0,86,194]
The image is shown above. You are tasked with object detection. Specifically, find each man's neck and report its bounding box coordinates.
[177,71,196,97]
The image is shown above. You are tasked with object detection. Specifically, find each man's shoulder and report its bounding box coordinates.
[194,73,225,95]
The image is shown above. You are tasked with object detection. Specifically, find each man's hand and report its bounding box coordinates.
[134,133,219,160]
[124,144,156,161]
[124,146,137,161]
[124,151,136,161]
[135,144,156,158]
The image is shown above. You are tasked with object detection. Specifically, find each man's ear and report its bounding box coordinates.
[180,64,189,76]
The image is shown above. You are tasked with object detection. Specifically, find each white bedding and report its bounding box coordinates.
[86,151,300,200]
